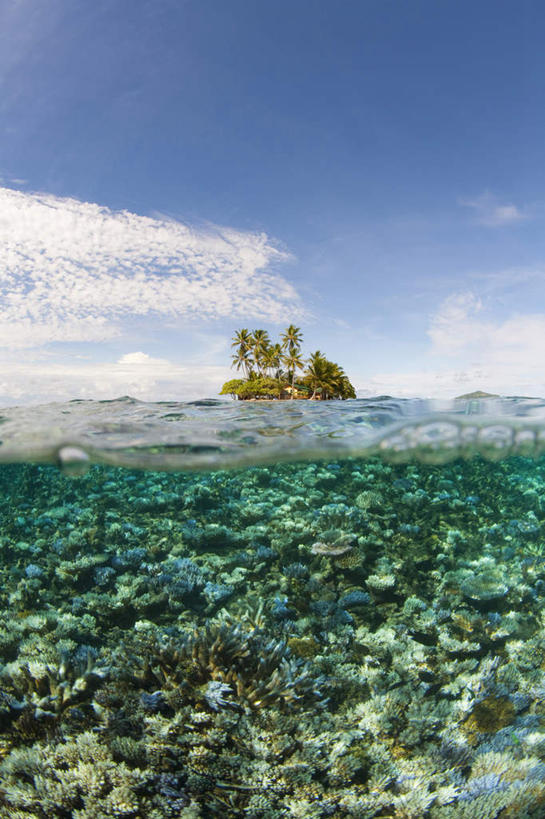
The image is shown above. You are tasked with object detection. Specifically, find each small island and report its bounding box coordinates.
[220,325,356,400]
[455,391,500,400]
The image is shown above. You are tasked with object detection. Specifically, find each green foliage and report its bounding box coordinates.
[281,324,303,353]
[219,378,247,398]
[220,376,283,399]
[230,328,254,378]
[303,350,356,399]
[225,326,356,399]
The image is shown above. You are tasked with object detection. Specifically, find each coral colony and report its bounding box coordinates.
[2,455,545,816]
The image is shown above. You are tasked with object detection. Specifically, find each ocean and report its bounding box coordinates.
[1,396,545,818]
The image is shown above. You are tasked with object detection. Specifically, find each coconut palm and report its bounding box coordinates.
[231,349,252,378]
[305,351,334,399]
[337,373,356,399]
[271,342,284,379]
[222,325,355,401]
[250,329,271,376]
[262,342,283,378]
[282,347,305,398]
[231,329,254,378]
[281,324,303,354]
[305,350,325,399]
[304,352,356,399]
[280,325,304,398]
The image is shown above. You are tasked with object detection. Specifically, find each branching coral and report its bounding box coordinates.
[123,613,328,712]
[0,731,147,818]
[0,650,108,720]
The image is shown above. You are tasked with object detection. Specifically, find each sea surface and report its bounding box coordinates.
[2,396,545,817]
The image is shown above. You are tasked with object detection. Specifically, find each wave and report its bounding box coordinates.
[1,394,545,472]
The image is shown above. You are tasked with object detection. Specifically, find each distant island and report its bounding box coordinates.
[455,390,500,400]
[220,325,356,400]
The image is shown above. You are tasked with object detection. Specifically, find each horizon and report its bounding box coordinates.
[2,1,545,403]
[0,388,535,411]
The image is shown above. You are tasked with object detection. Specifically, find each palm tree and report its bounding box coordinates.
[326,362,346,400]
[251,329,271,376]
[339,374,357,399]
[282,347,305,398]
[231,329,254,378]
[304,352,356,399]
[270,342,284,379]
[281,325,304,398]
[281,324,303,354]
[305,350,325,399]
[305,351,334,399]
[224,325,355,401]
[262,342,283,378]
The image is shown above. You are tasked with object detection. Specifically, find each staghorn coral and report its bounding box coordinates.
[122,610,328,712]
[0,649,108,721]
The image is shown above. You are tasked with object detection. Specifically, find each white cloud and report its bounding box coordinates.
[355,291,545,399]
[357,367,488,399]
[359,364,545,400]
[117,351,154,366]
[459,192,527,227]
[428,291,485,353]
[0,187,303,348]
[428,291,545,365]
[0,176,26,186]
[0,350,232,405]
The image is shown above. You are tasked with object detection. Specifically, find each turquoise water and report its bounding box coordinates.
[2,398,545,817]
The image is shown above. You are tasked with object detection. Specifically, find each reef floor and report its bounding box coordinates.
[1,456,545,817]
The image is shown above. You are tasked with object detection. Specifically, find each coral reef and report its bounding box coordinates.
[1,455,545,815]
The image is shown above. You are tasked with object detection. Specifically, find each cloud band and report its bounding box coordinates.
[0,187,302,348]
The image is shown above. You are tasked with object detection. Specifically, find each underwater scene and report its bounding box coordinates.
[4,398,545,818]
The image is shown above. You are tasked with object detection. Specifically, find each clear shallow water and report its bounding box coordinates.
[2,395,545,470]
[2,398,545,816]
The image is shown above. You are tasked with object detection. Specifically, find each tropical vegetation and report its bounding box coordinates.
[220,326,356,400]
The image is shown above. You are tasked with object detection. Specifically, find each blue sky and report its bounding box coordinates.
[1,0,545,402]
